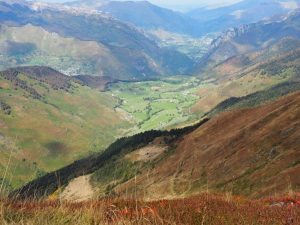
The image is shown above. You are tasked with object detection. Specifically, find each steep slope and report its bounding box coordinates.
[0,66,129,191]
[108,89,300,199]
[188,0,300,33]
[189,46,300,116]
[0,0,194,79]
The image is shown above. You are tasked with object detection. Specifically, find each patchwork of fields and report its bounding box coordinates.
[107,77,202,131]
[108,72,287,132]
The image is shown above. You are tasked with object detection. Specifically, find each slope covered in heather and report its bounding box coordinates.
[100,88,300,199]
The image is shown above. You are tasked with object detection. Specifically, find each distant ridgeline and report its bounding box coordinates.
[207,80,300,117]
[10,119,209,199]
[0,66,115,93]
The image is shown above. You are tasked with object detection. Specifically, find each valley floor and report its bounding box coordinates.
[1,194,300,225]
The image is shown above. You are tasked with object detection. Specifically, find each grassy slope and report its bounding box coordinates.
[191,47,300,114]
[110,91,300,199]
[0,72,129,190]
[0,24,123,76]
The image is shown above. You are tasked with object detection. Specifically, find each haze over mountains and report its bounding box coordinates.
[0,0,193,79]
[189,0,300,32]
[65,0,203,36]
[1,0,300,217]
[65,0,300,36]
[199,9,300,72]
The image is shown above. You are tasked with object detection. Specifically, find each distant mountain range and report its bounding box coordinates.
[0,0,194,80]
[1,0,300,80]
[65,0,300,37]
[198,9,300,73]
[188,0,300,33]
[66,0,203,37]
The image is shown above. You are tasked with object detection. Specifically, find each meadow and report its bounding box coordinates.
[107,76,202,132]
[108,72,287,133]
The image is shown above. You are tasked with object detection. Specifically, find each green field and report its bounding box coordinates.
[107,76,202,132]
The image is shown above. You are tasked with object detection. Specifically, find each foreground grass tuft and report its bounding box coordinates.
[1,194,300,224]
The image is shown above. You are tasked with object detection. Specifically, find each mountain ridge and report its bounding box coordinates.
[197,10,300,73]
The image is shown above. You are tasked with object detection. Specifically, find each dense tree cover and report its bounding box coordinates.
[10,118,209,199]
[0,66,120,94]
[14,67,74,91]
[0,101,11,115]
[0,69,42,99]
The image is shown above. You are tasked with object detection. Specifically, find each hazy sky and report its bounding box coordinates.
[37,0,243,11]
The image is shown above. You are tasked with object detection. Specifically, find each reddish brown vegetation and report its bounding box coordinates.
[115,91,300,199]
[2,194,300,224]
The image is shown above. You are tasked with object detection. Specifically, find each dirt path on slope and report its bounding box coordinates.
[60,175,96,202]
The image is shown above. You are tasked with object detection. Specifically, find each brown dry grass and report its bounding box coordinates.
[1,194,300,225]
